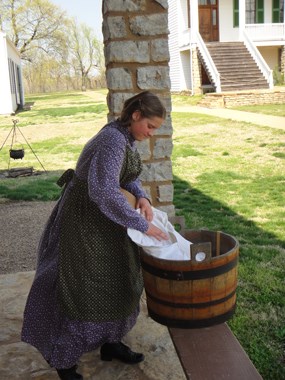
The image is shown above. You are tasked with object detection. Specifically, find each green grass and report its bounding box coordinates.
[0,172,62,201]
[0,90,108,175]
[171,93,203,106]
[233,102,285,117]
[0,91,284,379]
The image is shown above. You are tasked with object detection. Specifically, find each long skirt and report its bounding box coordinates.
[21,181,141,369]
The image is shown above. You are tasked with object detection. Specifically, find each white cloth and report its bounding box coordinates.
[127,207,192,261]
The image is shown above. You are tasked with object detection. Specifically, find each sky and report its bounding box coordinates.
[52,0,103,39]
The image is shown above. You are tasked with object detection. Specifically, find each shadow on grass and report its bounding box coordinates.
[173,174,285,378]
[173,174,285,248]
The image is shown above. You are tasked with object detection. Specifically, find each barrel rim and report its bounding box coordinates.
[140,229,239,264]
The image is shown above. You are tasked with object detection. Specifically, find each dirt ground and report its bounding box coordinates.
[0,200,56,274]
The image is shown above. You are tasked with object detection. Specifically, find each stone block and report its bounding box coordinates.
[153,138,173,159]
[151,39,170,62]
[137,66,171,90]
[156,184,174,202]
[103,0,147,12]
[105,41,150,64]
[129,14,169,36]
[106,68,133,90]
[102,16,127,40]
[137,139,151,161]
[140,160,173,182]
[156,204,176,217]
[108,92,136,114]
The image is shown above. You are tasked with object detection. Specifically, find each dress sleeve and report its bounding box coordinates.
[88,133,149,233]
[123,179,148,200]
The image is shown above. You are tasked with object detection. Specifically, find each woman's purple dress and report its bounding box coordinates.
[21,121,149,369]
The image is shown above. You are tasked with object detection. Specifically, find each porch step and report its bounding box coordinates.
[221,83,270,92]
[199,42,270,92]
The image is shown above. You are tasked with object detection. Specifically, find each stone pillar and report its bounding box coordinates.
[102,0,174,215]
[191,47,202,94]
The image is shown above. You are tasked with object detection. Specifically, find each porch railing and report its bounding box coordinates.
[245,23,285,42]
[196,32,221,93]
[242,30,274,89]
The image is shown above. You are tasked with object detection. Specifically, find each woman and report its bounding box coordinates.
[21,91,168,380]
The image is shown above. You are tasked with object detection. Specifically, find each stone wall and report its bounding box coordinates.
[102,0,174,215]
[281,46,285,81]
[192,47,203,95]
[198,88,285,108]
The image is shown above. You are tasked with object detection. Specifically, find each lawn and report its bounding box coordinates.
[233,103,285,117]
[0,90,284,379]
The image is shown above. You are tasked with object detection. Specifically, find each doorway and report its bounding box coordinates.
[198,0,219,42]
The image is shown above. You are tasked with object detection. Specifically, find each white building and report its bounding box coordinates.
[0,31,25,115]
[168,0,285,93]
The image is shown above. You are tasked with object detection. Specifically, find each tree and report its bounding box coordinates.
[68,19,103,91]
[0,0,105,92]
[0,0,69,61]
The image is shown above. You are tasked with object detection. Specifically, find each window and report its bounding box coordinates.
[198,0,217,4]
[256,0,264,23]
[8,59,16,94]
[212,9,217,26]
[246,0,256,23]
[233,0,239,27]
[246,0,264,24]
[273,0,284,23]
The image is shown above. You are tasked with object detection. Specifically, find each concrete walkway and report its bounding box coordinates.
[172,105,285,130]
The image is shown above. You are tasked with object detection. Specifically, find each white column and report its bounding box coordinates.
[0,34,13,114]
[239,0,246,40]
[190,0,199,42]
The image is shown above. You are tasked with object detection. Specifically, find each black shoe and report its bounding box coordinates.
[100,342,144,364]
[56,365,83,380]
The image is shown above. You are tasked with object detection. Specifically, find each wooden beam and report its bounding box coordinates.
[169,323,262,380]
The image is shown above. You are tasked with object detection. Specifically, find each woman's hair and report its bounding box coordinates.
[118,91,166,127]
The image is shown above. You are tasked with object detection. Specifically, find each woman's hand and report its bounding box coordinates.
[136,198,168,241]
[136,197,153,222]
[146,222,169,241]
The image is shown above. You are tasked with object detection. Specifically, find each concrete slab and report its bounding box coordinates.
[0,271,186,380]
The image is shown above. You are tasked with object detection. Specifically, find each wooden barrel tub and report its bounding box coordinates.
[140,229,239,328]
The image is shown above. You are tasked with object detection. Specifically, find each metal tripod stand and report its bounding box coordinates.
[0,119,46,173]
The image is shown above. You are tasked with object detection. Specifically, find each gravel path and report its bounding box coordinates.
[0,201,56,274]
